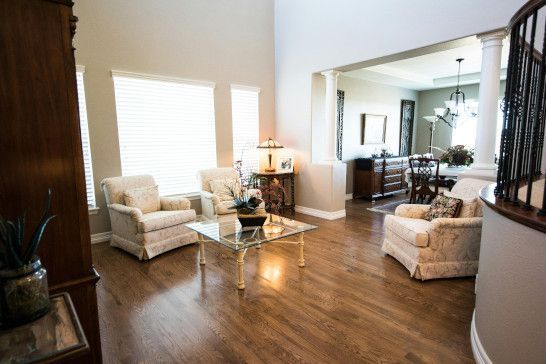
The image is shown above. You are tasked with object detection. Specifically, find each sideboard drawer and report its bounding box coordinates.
[384,182,403,193]
[384,174,402,184]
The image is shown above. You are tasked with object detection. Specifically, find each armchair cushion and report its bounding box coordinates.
[395,204,430,219]
[124,185,160,214]
[137,210,196,233]
[209,178,240,201]
[160,196,191,211]
[425,195,462,221]
[384,215,431,247]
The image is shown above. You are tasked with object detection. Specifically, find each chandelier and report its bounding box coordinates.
[423,58,478,129]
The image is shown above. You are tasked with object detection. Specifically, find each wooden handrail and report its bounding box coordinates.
[508,0,546,30]
[481,184,546,233]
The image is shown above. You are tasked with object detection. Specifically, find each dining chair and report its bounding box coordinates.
[408,157,440,204]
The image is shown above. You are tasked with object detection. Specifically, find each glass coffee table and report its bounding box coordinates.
[185,214,317,290]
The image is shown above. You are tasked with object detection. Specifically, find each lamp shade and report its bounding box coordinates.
[423,116,437,123]
[257,137,283,149]
[444,100,456,111]
[434,108,446,117]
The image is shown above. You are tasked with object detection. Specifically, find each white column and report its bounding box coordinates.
[321,70,341,162]
[473,30,506,170]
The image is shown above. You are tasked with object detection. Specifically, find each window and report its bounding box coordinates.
[76,66,96,207]
[112,71,217,196]
[231,85,260,180]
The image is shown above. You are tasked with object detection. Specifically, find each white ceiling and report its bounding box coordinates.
[343,38,510,91]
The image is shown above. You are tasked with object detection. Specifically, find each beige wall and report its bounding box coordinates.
[311,74,418,194]
[73,0,275,234]
[274,0,525,214]
[415,81,506,157]
[474,205,546,363]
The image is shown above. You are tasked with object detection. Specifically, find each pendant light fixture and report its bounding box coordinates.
[444,58,466,117]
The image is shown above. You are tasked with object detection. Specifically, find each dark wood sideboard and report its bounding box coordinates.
[353,157,409,200]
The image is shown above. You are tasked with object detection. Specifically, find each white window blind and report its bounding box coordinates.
[76,66,96,207]
[112,71,217,196]
[231,85,260,180]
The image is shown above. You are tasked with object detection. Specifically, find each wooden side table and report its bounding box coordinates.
[0,293,89,363]
[253,171,295,213]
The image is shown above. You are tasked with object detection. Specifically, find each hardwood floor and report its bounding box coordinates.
[92,196,476,363]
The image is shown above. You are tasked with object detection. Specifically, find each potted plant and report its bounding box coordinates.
[440,145,474,167]
[0,189,55,327]
[229,190,267,229]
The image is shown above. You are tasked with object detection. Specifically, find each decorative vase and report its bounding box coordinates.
[237,208,268,230]
[0,257,50,327]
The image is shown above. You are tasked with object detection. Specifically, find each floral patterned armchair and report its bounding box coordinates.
[101,175,197,260]
[197,168,262,219]
[381,178,491,280]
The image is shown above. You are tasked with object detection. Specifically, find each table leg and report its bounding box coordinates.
[236,249,247,290]
[198,234,205,265]
[298,233,305,267]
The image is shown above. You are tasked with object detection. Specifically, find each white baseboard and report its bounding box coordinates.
[91,231,112,244]
[471,311,492,364]
[295,205,346,220]
[345,193,353,200]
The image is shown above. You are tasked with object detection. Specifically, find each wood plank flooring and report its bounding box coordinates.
[92,196,476,363]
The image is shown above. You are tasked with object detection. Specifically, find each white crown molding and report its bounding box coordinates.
[230,84,261,93]
[111,70,216,89]
[91,231,112,244]
[295,205,346,220]
[471,311,492,364]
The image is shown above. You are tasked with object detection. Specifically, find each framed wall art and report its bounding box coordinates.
[361,114,387,145]
[276,156,294,173]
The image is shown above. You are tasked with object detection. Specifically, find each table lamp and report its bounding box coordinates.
[257,137,283,172]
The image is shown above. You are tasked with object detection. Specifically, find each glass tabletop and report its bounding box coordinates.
[185,214,317,251]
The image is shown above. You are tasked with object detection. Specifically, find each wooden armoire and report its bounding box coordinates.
[0,0,102,362]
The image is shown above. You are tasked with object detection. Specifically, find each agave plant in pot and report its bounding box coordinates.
[0,189,56,327]
[228,190,267,230]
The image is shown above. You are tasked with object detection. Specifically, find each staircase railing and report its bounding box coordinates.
[496,0,546,219]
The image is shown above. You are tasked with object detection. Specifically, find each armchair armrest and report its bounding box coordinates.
[160,196,191,211]
[108,203,143,221]
[395,204,429,219]
[200,190,221,206]
[430,217,482,229]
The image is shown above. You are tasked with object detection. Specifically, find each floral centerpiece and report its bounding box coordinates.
[439,145,474,167]
[228,189,267,229]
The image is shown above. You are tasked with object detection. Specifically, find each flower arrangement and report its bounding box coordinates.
[439,145,474,167]
[228,190,263,215]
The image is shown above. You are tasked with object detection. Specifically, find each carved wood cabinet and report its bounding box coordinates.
[0,0,101,362]
[353,157,409,200]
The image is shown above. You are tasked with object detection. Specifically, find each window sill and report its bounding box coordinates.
[88,206,100,215]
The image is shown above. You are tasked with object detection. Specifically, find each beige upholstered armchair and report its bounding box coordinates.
[382,178,491,280]
[100,175,198,260]
[197,168,263,219]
